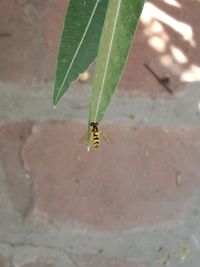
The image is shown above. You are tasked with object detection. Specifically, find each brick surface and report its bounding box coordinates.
[0,0,199,266]
[0,0,199,96]
[22,261,55,267]
[20,121,200,231]
[19,255,145,267]
[75,254,146,267]
[0,122,33,216]
[0,0,65,84]
[120,0,200,96]
[0,253,10,267]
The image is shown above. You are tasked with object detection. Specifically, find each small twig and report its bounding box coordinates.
[144,63,173,94]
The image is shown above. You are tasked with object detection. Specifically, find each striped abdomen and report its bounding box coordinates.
[92,131,100,149]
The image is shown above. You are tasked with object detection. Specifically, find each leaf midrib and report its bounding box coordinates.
[55,0,100,104]
[93,0,122,122]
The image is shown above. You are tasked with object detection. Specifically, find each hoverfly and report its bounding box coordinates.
[81,122,112,151]
[90,122,100,149]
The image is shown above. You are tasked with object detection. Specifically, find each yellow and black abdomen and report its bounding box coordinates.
[90,122,100,150]
[92,131,100,149]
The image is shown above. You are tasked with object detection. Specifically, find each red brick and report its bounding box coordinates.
[0,0,65,84]
[0,253,10,267]
[0,122,33,217]
[22,121,200,231]
[120,0,200,96]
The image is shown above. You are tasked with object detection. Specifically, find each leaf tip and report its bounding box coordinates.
[87,144,91,152]
[53,90,60,107]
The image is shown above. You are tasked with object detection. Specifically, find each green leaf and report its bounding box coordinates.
[88,0,144,124]
[53,0,109,106]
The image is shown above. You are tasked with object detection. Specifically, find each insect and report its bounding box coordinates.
[90,122,100,149]
[80,122,112,151]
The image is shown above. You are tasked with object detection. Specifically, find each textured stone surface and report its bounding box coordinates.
[0,253,10,267]
[21,121,200,231]
[22,261,55,267]
[75,254,146,267]
[19,255,145,267]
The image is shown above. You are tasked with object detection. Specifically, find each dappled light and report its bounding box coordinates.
[148,36,166,53]
[181,65,200,82]
[120,0,200,95]
[170,45,188,64]
[163,0,182,8]
[140,0,199,84]
[141,2,195,45]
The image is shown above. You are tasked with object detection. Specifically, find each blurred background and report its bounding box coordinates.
[0,0,200,267]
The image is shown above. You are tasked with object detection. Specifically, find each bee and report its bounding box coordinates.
[90,122,100,149]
